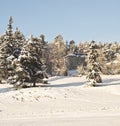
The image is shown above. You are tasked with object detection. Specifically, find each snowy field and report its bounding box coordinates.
[0,75,120,126]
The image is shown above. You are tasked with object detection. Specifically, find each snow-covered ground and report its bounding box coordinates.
[0,75,120,126]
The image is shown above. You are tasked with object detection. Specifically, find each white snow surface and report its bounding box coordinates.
[0,75,120,126]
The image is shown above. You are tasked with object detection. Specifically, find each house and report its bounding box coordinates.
[65,53,86,76]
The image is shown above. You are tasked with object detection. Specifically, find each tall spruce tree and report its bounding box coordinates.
[0,16,14,81]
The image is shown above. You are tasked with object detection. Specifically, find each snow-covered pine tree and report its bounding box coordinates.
[0,16,14,81]
[86,40,102,86]
[0,17,26,83]
[10,35,48,88]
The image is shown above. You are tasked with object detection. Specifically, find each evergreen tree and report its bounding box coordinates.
[9,35,48,88]
[0,16,14,81]
[0,17,26,83]
[86,40,102,86]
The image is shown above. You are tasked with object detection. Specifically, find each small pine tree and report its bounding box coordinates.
[86,41,102,86]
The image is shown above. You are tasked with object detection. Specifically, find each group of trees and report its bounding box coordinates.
[0,17,48,88]
[0,17,120,87]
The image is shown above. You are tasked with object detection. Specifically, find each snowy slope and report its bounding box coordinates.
[0,75,120,126]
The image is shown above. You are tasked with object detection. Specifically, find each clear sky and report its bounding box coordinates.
[0,0,120,43]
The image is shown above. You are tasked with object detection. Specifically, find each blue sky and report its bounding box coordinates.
[0,0,120,43]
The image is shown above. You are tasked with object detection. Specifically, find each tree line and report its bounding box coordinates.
[0,17,120,87]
